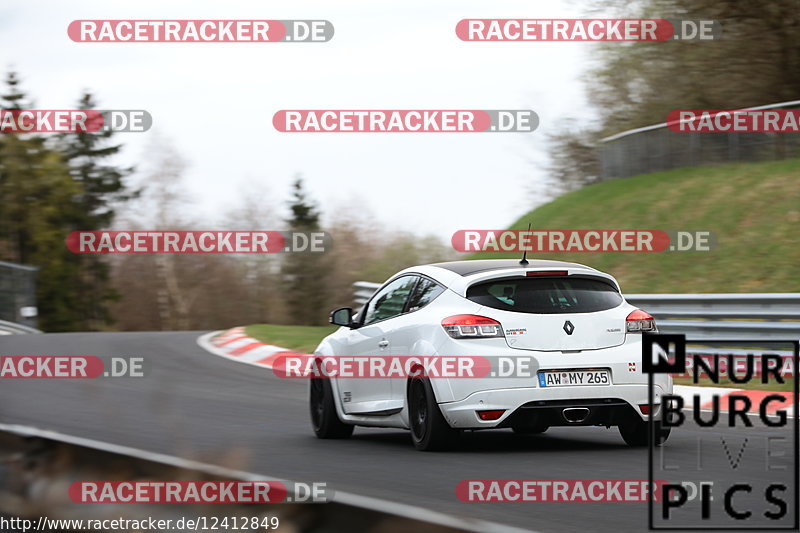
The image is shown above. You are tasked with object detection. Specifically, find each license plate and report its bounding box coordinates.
[538,369,610,387]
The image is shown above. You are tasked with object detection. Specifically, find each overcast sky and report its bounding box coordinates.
[0,0,599,240]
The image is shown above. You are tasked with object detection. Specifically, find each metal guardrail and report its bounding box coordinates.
[598,99,800,180]
[626,294,800,342]
[353,282,800,342]
[0,424,515,533]
[353,281,381,309]
[0,319,41,335]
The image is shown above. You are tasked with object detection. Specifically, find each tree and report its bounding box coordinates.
[221,181,283,325]
[548,0,800,188]
[110,141,262,331]
[287,176,320,228]
[586,0,800,136]
[0,71,85,331]
[546,124,602,194]
[281,177,329,325]
[59,91,135,226]
[56,91,135,329]
[0,73,136,331]
[1,71,26,111]
[114,143,196,330]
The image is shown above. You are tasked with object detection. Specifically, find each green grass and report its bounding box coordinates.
[674,376,794,392]
[471,159,800,293]
[244,324,336,353]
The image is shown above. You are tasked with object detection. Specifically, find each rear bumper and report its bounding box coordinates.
[438,383,668,429]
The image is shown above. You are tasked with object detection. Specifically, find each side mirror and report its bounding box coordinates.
[330,307,355,328]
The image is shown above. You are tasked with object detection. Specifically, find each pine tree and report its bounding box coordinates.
[60,91,135,226]
[1,71,26,111]
[282,177,329,325]
[0,71,85,330]
[56,91,135,329]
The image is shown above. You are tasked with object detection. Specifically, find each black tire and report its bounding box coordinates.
[512,424,549,435]
[408,377,459,451]
[310,377,354,439]
[618,418,670,447]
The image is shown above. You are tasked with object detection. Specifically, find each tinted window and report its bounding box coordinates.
[406,277,444,312]
[466,277,622,314]
[361,276,418,325]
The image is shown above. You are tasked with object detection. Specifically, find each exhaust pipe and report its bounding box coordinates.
[562,407,590,423]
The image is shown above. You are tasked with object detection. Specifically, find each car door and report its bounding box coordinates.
[337,275,418,415]
[385,276,447,406]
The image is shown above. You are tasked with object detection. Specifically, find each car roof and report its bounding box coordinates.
[396,259,618,295]
[426,259,595,276]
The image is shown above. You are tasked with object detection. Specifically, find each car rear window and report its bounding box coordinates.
[466,277,623,314]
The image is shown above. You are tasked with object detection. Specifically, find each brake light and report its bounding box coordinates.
[442,315,504,339]
[526,270,568,277]
[626,309,657,333]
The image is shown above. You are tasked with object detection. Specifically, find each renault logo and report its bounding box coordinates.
[563,320,575,335]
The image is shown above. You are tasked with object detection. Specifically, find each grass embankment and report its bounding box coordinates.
[472,158,800,293]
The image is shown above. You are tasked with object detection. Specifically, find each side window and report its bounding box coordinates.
[361,276,418,326]
[406,277,444,312]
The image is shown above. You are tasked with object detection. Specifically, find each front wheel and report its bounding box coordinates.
[310,377,354,439]
[408,377,459,451]
[618,418,670,447]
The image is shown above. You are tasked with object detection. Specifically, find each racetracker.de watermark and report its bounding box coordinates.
[70,480,330,504]
[68,20,333,42]
[457,480,668,502]
[71,481,286,504]
[452,230,715,253]
[667,110,800,133]
[0,356,146,378]
[272,110,538,133]
[456,19,720,41]
[66,231,331,254]
[0,110,151,133]
[272,355,544,379]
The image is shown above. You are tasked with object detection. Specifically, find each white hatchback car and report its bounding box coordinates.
[310,259,672,451]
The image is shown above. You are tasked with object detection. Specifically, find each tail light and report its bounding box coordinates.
[626,309,657,333]
[477,409,506,421]
[442,315,504,339]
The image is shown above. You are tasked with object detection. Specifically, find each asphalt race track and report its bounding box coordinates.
[0,332,796,532]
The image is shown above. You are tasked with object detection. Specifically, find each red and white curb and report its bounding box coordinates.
[197,329,795,416]
[197,327,310,371]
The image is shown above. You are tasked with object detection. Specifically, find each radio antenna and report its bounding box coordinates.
[519,223,531,266]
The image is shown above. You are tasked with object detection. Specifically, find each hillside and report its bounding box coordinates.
[471,159,800,293]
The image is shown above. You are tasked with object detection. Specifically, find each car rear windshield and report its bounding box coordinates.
[466,277,623,314]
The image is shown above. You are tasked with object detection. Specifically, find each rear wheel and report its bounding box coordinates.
[408,377,458,451]
[310,377,354,439]
[619,418,670,447]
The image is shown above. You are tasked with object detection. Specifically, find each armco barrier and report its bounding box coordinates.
[599,99,800,180]
[0,424,522,533]
[353,282,800,343]
[0,319,41,335]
